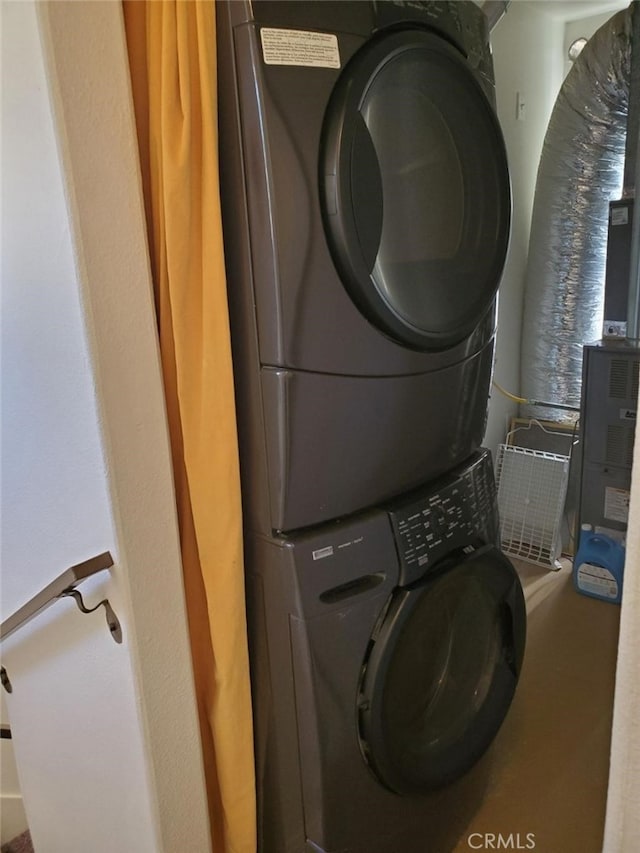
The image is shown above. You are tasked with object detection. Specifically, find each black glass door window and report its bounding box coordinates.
[358,548,526,794]
[321,29,511,350]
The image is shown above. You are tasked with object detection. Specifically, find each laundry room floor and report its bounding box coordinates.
[452,558,620,853]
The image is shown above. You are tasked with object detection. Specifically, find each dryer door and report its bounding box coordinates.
[358,546,525,794]
[321,28,511,351]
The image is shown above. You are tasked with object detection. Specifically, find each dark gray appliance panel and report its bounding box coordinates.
[261,340,494,532]
[577,341,639,539]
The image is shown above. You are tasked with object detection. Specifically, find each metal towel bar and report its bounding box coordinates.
[0,552,121,692]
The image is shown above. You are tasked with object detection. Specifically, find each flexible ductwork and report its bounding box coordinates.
[520,6,633,422]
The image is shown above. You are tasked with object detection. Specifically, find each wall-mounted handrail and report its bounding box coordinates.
[0,552,120,645]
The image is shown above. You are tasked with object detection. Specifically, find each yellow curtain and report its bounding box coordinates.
[122,3,256,851]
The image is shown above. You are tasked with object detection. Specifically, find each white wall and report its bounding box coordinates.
[1,696,27,844]
[564,9,625,76]
[604,426,640,849]
[484,1,565,457]
[1,2,210,851]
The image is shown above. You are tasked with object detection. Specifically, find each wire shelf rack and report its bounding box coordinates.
[495,444,571,569]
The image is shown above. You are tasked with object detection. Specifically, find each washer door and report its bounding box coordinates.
[320,28,511,351]
[358,546,525,794]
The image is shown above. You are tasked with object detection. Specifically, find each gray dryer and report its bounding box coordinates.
[217,0,511,535]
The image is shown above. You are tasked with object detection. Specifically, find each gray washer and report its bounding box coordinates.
[248,451,526,853]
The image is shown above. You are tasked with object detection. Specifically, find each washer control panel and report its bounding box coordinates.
[388,450,498,585]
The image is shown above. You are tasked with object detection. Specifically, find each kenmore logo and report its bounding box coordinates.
[620,409,637,421]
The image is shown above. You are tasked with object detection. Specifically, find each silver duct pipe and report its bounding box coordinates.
[520,6,632,422]
[622,2,640,196]
[626,3,640,339]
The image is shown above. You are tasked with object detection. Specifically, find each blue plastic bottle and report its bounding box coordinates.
[573,524,625,605]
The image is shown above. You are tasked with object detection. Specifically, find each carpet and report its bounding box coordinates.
[1,831,33,853]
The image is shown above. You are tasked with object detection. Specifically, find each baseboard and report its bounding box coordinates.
[0,795,28,846]
[1,736,28,845]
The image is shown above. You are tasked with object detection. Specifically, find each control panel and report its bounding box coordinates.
[388,450,498,585]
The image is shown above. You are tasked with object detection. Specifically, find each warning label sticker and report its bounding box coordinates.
[577,563,619,599]
[260,28,341,69]
[604,487,630,524]
[611,206,629,226]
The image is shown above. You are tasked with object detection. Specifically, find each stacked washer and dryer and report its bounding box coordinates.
[217,2,526,852]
